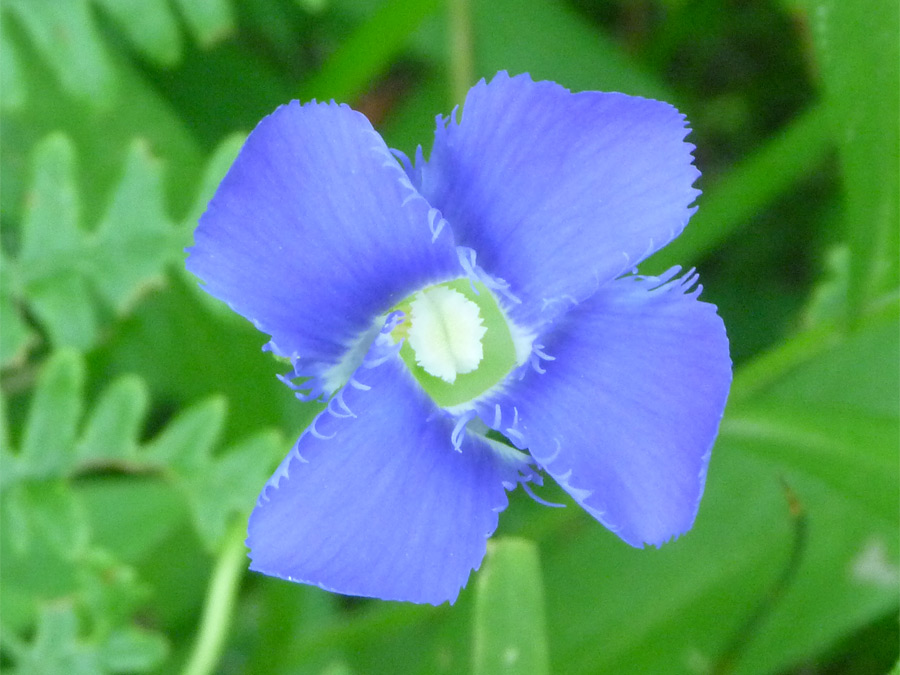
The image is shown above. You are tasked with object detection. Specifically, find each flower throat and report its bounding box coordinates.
[390,279,518,408]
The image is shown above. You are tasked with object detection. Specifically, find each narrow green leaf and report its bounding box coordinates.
[75,376,149,465]
[524,442,897,675]
[722,404,899,523]
[645,105,833,273]
[801,245,850,328]
[729,300,898,407]
[762,302,900,417]
[812,0,900,317]
[472,0,670,100]
[473,538,550,675]
[299,0,440,102]
[20,350,84,478]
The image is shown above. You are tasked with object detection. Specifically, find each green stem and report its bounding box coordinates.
[448,0,474,105]
[181,521,248,675]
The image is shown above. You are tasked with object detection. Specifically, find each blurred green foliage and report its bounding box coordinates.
[1,0,897,674]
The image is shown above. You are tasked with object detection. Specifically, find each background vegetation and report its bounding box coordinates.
[1,0,897,673]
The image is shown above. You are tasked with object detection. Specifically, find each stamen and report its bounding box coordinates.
[450,409,478,452]
[522,482,566,508]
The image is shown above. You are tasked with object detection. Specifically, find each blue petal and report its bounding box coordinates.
[418,72,700,328]
[187,101,460,371]
[247,331,523,605]
[475,270,731,547]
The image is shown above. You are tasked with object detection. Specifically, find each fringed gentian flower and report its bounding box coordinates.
[187,72,731,605]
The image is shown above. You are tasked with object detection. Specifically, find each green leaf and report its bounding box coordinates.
[143,397,285,550]
[0,251,33,366]
[645,104,833,273]
[722,404,898,523]
[77,549,153,631]
[7,601,167,675]
[26,275,99,351]
[522,443,897,675]
[0,481,89,631]
[4,0,231,95]
[472,0,670,100]
[2,349,271,663]
[810,0,900,316]
[1,19,205,231]
[92,0,182,67]
[473,538,550,675]
[181,133,246,229]
[10,134,181,352]
[762,302,900,417]
[9,603,99,675]
[171,0,235,47]
[13,134,93,350]
[18,134,81,265]
[98,626,169,672]
[185,430,284,549]
[87,140,180,310]
[888,656,900,675]
[143,397,226,472]
[6,350,282,554]
[3,480,90,560]
[77,477,187,564]
[299,0,440,102]
[97,271,311,441]
[0,21,26,111]
[4,0,115,103]
[74,376,148,465]
[18,349,84,480]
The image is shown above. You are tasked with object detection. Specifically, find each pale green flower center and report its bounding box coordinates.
[407,286,487,383]
[391,279,520,408]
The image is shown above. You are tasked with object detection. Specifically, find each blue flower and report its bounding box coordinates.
[186,72,731,605]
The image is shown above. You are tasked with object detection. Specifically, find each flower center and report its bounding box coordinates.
[406,286,486,383]
[391,279,518,408]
